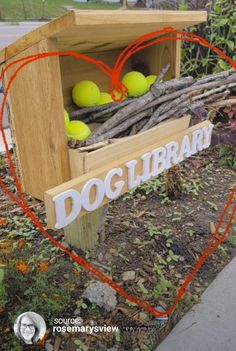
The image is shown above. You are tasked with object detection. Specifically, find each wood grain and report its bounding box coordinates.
[0,10,207,64]
[84,116,190,172]
[63,149,104,250]
[6,38,70,200]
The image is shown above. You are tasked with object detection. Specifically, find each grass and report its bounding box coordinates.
[0,0,121,22]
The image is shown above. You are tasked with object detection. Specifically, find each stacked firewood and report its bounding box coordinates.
[69,64,236,149]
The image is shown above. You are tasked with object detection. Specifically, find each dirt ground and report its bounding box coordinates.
[0,146,235,351]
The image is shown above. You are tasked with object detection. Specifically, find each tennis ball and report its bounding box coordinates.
[98,92,113,105]
[66,120,91,141]
[72,80,100,108]
[64,109,70,128]
[121,71,148,97]
[146,75,157,89]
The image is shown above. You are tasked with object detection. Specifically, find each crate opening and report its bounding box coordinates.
[59,38,180,147]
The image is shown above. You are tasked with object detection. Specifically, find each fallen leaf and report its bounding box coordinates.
[0,241,11,248]
[0,249,12,254]
[16,260,30,274]
[0,218,8,226]
[39,261,49,272]
[133,211,146,218]
[17,238,27,249]
[52,294,62,301]
[0,307,5,313]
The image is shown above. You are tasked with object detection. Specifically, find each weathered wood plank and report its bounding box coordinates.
[5,38,70,200]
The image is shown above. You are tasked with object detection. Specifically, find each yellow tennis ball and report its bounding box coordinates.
[64,109,70,128]
[98,92,113,105]
[122,71,148,97]
[146,75,157,89]
[72,80,100,108]
[66,120,91,141]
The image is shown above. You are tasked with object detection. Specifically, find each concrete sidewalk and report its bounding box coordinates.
[0,22,46,127]
[0,128,12,152]
[156,255,236,351]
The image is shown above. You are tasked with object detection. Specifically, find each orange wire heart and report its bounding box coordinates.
[0,28,236,318]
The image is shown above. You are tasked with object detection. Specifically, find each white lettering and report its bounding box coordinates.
[202,123,214,148]
[126,159,142,189]
[105,168,125,199]
[53,189,82,229]
[51,125,213,229]
[152,147,167,176]
[165,141,179,169]
[191,129,204,154]
[81,178,104,211]
[141,152,153,182]
[178,135,192,162]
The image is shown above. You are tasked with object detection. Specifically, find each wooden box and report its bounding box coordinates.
[0,10,207,249]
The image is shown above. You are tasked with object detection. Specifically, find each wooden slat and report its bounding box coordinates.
[55,16,206,54]
[0,50,5,65]
[0,10,207,65]
[64,149,103,250]
[73,10,207,26]
[45,120,211,229]
[0,63,24,184]
[5,38,70,200]
[84,116,190,172]
[130,33,181,82]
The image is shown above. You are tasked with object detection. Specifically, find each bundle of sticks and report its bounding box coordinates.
[69,64,236,149]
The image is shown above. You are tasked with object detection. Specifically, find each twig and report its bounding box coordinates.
[91,261,111,271]
[148,72,236,107]
[154,64,171,84]
[141,94,190,132]
[92,108,153,143]
[203,90,230,104]
[72,70,236,147]
[89,74,195,141]
[90,99,134,120]
[192,69,234,86]
[192,85,230,101]
[208,98,236,109]
[70,101,121,119]
[129,118,149,135]
[89,64,171,139]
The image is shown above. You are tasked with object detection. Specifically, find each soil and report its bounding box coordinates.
[0,146,235,351]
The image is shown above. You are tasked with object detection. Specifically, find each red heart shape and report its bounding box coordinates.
[1,28,236,318]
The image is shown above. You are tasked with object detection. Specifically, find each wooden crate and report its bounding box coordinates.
[0,10,208,250]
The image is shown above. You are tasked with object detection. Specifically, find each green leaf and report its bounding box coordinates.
[225,40,234,51]
[214,4,222,14]
[0,268,4,284]
[216,18,228,26]
[179,4,188,10]
[11,344,23,351]
[218,59,229,71]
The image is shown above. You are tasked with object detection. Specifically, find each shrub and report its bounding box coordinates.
[181,0,236,77]
[217,145,236,170]
[4,260,75,324]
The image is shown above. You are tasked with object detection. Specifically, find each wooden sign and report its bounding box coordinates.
[45,120,213,230]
